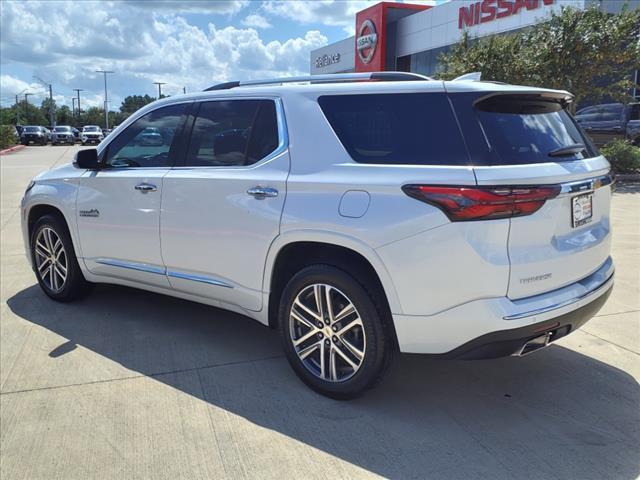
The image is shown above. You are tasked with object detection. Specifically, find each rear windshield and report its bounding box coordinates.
[475,95,596,164]
[318,93,468,165]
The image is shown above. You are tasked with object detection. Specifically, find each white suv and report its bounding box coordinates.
[21,73,614,398]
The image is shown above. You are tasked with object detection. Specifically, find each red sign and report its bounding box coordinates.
[459,0,554,29]
[355,2,430,72]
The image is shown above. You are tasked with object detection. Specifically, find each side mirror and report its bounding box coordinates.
[74,149,100,169]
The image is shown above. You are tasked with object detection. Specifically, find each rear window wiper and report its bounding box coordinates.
[548,143,585,157]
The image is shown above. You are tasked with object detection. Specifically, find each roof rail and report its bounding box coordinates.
[203,72,433,91]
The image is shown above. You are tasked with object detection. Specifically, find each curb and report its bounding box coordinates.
[0,144,25,156]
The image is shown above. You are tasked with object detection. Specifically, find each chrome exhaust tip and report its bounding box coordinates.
[513,331,553,357]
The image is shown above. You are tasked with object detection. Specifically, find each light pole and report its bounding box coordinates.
[95,70,113,129]
[153,82,166,99]
[24,92,33,124]
[73,88,83,118]
[72,97,77,118]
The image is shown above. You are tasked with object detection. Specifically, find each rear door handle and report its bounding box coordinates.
[135,183,157,193]
[247,186,278,199]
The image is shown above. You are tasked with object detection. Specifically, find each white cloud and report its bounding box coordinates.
[262,0,369,29]
[242,13,272,29]
[126,0,250,14]
[0,1,328,108]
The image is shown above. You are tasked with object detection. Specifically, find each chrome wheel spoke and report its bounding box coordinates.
[339,336,364,362]
[294,298,322,323]
[38,257,51,273]
[333,342,359,370]
[329,347,338,381]
[293,328,318,347]
[290,308,318,331]
[290,283,366,383]
[298,341,320,360]
[334,303,356,323]
[336,318,363,337]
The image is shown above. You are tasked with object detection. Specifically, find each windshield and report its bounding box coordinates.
[475,95,597,164]
[54,126,71,132]
[25,127,39,133]
[84,126,100,132]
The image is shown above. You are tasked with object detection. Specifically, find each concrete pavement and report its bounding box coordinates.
[1,145,639,480]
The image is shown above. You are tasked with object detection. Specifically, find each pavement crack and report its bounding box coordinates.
[0,354,284,396]
[579,329,640,356]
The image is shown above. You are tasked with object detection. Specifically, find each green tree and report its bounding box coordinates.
[119,94,155,115]
[40,98,57,126]
[57,105,73,125]
[438,5,640,108]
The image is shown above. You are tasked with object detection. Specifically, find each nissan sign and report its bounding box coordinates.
[357,19,377,64]
[459,0,554,29]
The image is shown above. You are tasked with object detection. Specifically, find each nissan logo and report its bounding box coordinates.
[357,19,377,64]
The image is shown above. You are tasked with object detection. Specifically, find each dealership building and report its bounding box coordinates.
[310,0,639,98]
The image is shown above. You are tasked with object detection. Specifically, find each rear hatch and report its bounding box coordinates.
[452,91,613,299]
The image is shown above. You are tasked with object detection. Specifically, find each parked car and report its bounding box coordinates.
[575,102,640,146]
[136,127,163,146]
[72,127,81,142]
[20,126,48,145]
[42,127,52,143]
[20,73,615,398]
[102,128,113,137]
[81,125,104,145]
[51,126,76,145]
[15,125,24,137]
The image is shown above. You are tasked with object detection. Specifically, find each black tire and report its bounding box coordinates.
[279,264,392,399]
[30,214,93,302]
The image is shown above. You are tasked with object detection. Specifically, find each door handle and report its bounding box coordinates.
[135,183,157,193]
[247,186,278,199]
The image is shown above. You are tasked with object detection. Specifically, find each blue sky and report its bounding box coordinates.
[0,0,437,110]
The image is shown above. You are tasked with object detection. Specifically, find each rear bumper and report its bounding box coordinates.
[393,257,614,356]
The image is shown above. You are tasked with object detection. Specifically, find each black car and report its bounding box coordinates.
[51,126,76,145]
[575,102,640,146]
[21,126,48,145]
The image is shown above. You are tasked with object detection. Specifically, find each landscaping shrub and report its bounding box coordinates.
[600,138,640,174]
[0,125,18,150]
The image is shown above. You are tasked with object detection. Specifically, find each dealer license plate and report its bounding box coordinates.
[572,193,593,228]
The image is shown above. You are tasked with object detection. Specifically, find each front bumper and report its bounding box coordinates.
[393,257,614,356]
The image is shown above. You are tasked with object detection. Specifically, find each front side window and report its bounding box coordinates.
[104,104,187,168]
[318,93,468,165]
[185,99,279,167]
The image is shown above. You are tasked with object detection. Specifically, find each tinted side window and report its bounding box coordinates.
[318,93,468,165]
[185,99,279,167]
[105,103,187,168]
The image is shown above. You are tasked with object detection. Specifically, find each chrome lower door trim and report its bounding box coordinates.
[167,270,233,288]
[95,258,166,275]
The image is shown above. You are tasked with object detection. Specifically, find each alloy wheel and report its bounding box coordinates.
[34,227,68,292]
[289,283,366,382]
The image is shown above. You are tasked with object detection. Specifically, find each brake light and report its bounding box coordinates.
[402,185,561,221]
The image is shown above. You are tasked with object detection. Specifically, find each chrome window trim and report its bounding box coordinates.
[171,96,289,171]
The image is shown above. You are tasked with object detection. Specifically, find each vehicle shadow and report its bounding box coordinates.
[6,284,640,479]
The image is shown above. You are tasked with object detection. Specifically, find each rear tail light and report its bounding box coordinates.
[402,185,561,221]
